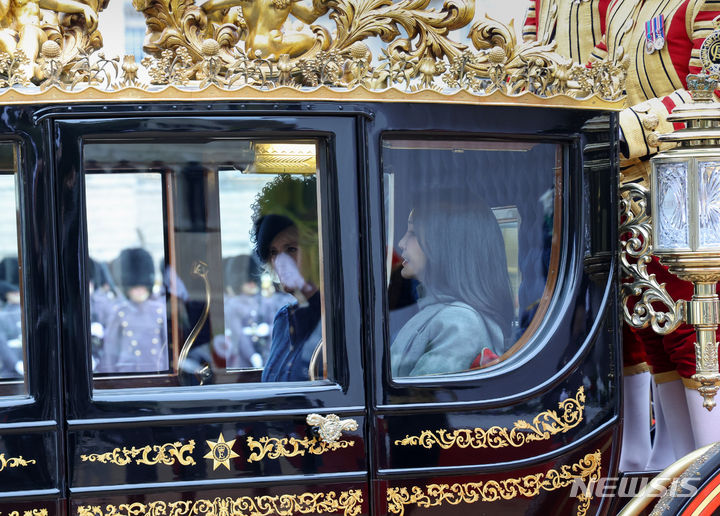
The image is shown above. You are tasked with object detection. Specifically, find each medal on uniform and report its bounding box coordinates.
[653,14,665,50]
[645,20,655,54]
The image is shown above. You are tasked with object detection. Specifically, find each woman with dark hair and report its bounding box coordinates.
[390,195,515,377]
[251,175,322,382]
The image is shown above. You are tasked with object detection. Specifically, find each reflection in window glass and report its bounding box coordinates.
[84,140,325,388]
[86,173,167,375]
[383,139,559,377]
[0,143,25,393]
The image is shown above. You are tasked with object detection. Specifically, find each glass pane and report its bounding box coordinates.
[655,161,690,250]
[698,160,720,249]
[84,140,325,388]
[382,139,560,377]
[0,143,25,394]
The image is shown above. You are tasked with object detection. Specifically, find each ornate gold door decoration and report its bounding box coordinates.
[77,489,364,516]
[0,453,36,472]
[386,450,601,516]
[393,386,585,450]
[246,434,355,463]
[80,440,196,466]
[306,413,358,443]
[204,433,239,470]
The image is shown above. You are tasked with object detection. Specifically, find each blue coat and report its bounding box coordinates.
[262,292,322,382]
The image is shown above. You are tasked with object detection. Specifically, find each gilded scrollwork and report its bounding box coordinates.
[619,181,684,334]
[0,453,36,472]
[246,435,355,462]
[386,451,601,516]
[394,386,585,450]
[77,490,363,516]
[1,510,49,516]
[0,0,627,101]
[80,440,196,466]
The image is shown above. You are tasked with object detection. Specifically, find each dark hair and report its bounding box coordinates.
[412,194,514,348]
[250,175,319,286]
[253,214,295,263]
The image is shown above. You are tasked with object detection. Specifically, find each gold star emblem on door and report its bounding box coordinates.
[204,433,239,470]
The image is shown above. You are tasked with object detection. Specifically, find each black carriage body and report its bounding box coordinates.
[0,101,620,516]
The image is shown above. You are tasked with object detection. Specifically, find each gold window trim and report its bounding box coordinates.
[393,386,585,450]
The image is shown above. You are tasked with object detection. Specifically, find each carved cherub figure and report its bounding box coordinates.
[0,0,98,78]
[201,0,327,59]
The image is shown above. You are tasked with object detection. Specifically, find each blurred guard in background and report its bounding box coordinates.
[100,248,168,373]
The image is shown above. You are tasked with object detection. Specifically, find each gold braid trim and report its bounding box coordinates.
[386,451,602,516]
[77,490,364,516]
[393,386,585,450]
[623,362,650,376]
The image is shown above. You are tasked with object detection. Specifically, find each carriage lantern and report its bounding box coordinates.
[650,69,720,410]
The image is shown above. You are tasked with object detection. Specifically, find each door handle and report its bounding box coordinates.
[306,413,358,443]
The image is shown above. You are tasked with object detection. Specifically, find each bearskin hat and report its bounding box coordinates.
[118,248,155,290]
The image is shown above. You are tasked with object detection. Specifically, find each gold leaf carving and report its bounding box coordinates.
[326,0,474,60]
[386,451,601,516]
[80,440,196,466]
[246,435,355,462]
[1,510,49,516]
[619,181,684,334]
[0,453,36,472]
[77,490,363,516]
[394,386,585,450]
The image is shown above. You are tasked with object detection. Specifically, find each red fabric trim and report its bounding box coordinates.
[667,0,693,85]
[598,0,611,38]
[660,95,685,130]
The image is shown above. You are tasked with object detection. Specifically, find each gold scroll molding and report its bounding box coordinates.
[394,386,585,450]
[0,510,48,516]
[0,83,624,109]
[386,451,602,516]
[619,181,684,334]
[0,453,36,472]
[80,440,196,466]
[0,0,626,107]
[77,490,363,516]
[246,435,355,463]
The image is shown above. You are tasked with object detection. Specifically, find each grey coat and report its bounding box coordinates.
[390,294,503,377]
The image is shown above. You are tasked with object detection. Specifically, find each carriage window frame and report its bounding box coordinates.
[79,136,336,391]
[380,135,565,381]
[0,142,28,397]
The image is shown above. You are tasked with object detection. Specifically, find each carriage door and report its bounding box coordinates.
[54,113,369,513]
[0,137,63,514]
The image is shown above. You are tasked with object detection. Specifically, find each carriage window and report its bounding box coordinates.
[84,140,327,389]
[383,139,561,377]
[0,143,25,394]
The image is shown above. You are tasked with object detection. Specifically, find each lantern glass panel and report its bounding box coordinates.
[698,160,720,248]
[655,161,690,249]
